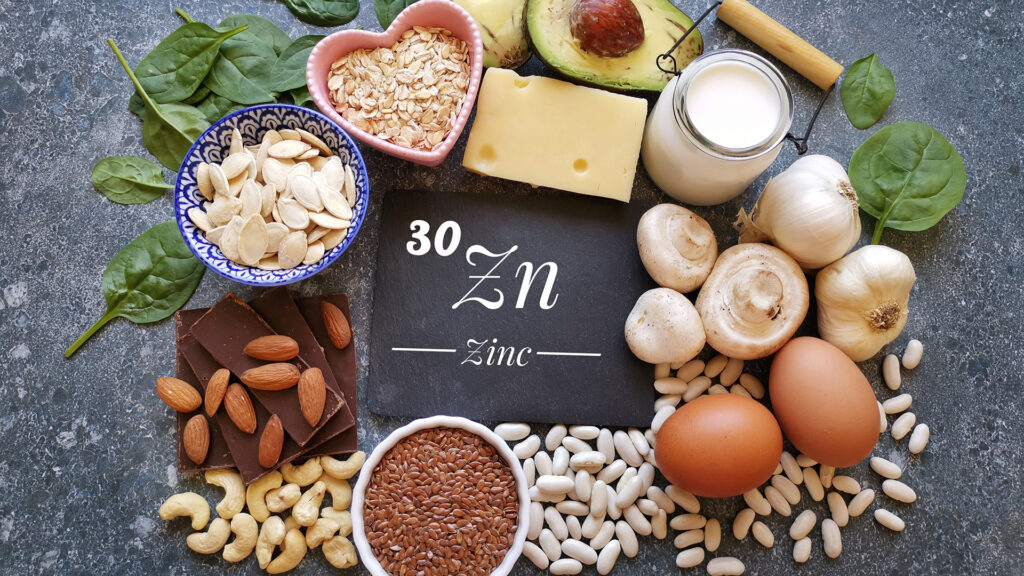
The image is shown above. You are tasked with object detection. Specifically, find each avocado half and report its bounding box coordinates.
[454,0,532,69]
[526,0,703,92]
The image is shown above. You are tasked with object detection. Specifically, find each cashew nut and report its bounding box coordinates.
[320,508,352,537]
[256,515,286,569]
[319,473,352,511]
[266,528,307,574]
[293,481,326,527]
[222,512,258,562]
[246,471,283,522]
[266,483,302,513]
[205,469,245,520]
[159,492,210,530]
[320,451,365,480]
[283,515,300,532]
[186,517,231,554]
[281,459,323,487]
[305,517,340,549]
[322,535,358,569]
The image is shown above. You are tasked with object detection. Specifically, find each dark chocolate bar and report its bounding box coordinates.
[175,310,233,472]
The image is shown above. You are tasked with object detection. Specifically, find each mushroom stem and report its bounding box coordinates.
[730,269,783,323]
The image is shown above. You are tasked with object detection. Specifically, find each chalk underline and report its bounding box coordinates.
[390,348,601,357]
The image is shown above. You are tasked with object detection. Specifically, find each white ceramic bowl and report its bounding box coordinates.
[351,416,530,576]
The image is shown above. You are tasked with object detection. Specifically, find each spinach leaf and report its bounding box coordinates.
[271,35,325,92]
[109,39,210,170]
[180,84,211,105]
[196,92,246,123]
[65,221,205,358]
[841,54,896,130]
[375,0,417,28]
[283,0,359,27]
[290,86,313,107]
[203,30,278,105]
[219,14,293,56]
[849,121,966,244]
[91,156,173,205]
[128,91,146,120]
[135,22,247,104]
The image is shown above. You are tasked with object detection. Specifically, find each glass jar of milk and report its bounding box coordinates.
[641,50,794,206]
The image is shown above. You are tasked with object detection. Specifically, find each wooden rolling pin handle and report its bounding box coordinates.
[717,0,844,90]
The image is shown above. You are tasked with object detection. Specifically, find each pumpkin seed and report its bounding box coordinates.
[309,210,350,230]
[266,222,289,253]
[288,161,313,179]
[206,225,226,245]
[297,128,332,156]
[278,231,308,268]
[262,157,288,190]
[263,129,283,145]
[257,256,281,270]
[256,138,271,174]
[209,162,229,195]
[322,228,346,250]
[208,194,242,226]
[307,155,329,171]
[240,179,263,218]
[269,139,311,159]
[296,147,320,160]
[278,197,310,229]
[227,173,245,197]
[322,156,344,191]
[307,226,330,243]
[196,162,214,200]
[320,184,352,220]
[188,207,214,232]
[260,182,277,218]
[229,128,244,154]
[219,215,245,261]
[344,164,357,207]
[220,151,250,179]
[289,174,323,211]
[237,214,269,266]
[302,241,325,265]
[278,128,301,141]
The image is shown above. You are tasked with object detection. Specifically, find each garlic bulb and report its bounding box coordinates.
[696,243,809,360]
[815,245,916,361]
[736,155,861,270]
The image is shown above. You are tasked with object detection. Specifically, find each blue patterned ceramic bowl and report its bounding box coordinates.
[174,104,369,286]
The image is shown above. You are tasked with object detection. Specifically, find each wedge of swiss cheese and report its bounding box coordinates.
[463,69,647,202]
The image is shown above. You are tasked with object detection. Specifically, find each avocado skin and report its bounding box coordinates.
[526,0,703,92]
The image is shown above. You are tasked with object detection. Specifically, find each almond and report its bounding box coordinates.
[156,377,202,412]
[183,414,210,465]
[241,362,301,390]
[204,368,230,417]
[259,414,284,468]
[224,383,257,434]
[322,301,352,349]
[243,335,300,361]
[298,367,326,427]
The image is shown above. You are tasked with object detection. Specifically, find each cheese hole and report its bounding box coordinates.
[573,158,589,174]
[477,144,497,167]
[514,78,530,89]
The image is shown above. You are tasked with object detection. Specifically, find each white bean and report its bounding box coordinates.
[652,509,668,540]
[613,431,643,467]
[597,428,616,462]
[552,447,570,475]
[644,428,657,449]
[671,513,706,531]
[789,510,816,540]
[523,458,536,488]
[575,471,593,502]
[513,435,540,459]
[647,486,676,514]
[683,376,712,402]
[637,498,659,517]
[878,401,888,433]
[565,515,583,541]
[796,453,818,468]
[628,428,651,456]
[764,486,792,516]
[528,501,544,539]
[822,518,842,558]
[882,479,917,503]
[708,384,729,395]
[743,488,771,516]
[638,463,655,492]
[654,377,688,395]
[562,436,591,454]
[720,357,744,386]
[819,464,835,489]
[780,451,803,485]
[615,477,644,510]
[596,539,620,575]
[545,506,569,540]
[557,500,590,517]
[535,450,553,476]
[569,451,606,473]
[666,485,701,513]
[539,528,561,561]
[624,505,652,536]
[882,352,902,390]
[883,393,913,414]
[673,529,704,549]
[589,480,607,517]
[561,538,597,565]
[705,354,728,377]
[704,518,721,552]
[590,520,615,549]
[538,475,575,495]
[892,412,917,440]
[654,394,682,412]
[569,425,600,441]
[751,521,774,548]
[729,385,752,398]
[654,363,671,379]
[832,475,860,495]
[651,406,676,435]
[523,541,549,569]
[530,485,565,503]
[495,422,530,441]
[874,508,906,532]
[909,423,931,454]
[614,521,638,558]
[738,373,765,399]
[675,547,705,568]
[902,339,924,369]
[707,557,745,576]
[546,425,567,451]
[596,460,626,484]
[827,491,850,527]
[605,485,622,520]
[803,467,825,502]
[870,456,903,479]
[615,468,637,493]
[848,489,875,517]
[793,537,812,563]
[549,558,583,575]
[676,359,705,381]
[771,474,802,505]
[582,513,603,539]
[732,508,755,540]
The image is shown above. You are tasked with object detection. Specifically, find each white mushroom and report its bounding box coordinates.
[624,288,706,365]
[695,243,809,359]
[637,204,718,293]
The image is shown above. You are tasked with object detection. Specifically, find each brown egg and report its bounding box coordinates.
[769,337,880,467]
[655,394,783,498]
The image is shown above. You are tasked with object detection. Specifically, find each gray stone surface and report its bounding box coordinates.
[0,0,1021,574]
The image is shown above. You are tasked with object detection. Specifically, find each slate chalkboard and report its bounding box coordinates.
[368,191,658,426]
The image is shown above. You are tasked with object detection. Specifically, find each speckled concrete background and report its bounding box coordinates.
[0,0,1021,574]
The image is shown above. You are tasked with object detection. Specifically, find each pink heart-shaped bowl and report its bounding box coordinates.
[306,0,484,167]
